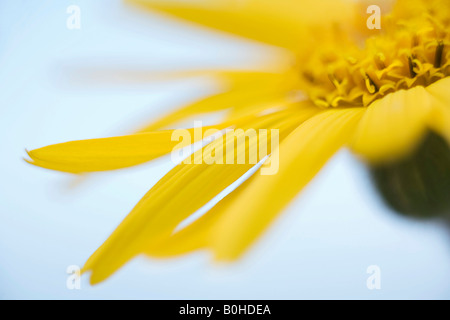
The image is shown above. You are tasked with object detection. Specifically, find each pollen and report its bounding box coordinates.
[301,15,450,108]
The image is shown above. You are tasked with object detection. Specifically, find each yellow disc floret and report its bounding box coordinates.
[300,0,450,108]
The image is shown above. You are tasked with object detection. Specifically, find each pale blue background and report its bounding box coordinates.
[0,0,449,299]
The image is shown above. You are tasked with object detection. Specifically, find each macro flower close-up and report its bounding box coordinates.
[1,0,449,300]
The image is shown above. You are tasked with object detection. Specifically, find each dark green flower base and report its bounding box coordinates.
[370,132,450,219]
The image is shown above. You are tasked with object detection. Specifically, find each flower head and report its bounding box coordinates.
[27,0,450,284]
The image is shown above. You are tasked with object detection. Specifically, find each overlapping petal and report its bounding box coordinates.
[426,78,450,143]
[83,106,319,284]
[128,0,357,50]
[147,108,365,261]
[138,70,299,132]
[351,87,434,164]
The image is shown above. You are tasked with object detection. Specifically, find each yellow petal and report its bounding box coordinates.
[426,78,450,143]
[209,108,365,261]
[26,125,227,174]
[63,68,222,86]
[351,87,433,164]
[128,0,356,50]
[138,71,296,132]
[83,108,317,284]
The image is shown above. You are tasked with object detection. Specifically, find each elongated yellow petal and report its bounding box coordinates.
[83,108,317,284]
[426,78,450,143]
[26,125,227,174]
[65,68,224,86]
[138,71,297,132]
[208,108,365,261]
[128,0,356,50]
[146,170,255,258]
[351,87,433,164]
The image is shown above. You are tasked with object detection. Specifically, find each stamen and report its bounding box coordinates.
[328,73,339,89]
[408,55,417,78]
[374,53,386,70]
[435,41,444,68]
[365,73,379,94]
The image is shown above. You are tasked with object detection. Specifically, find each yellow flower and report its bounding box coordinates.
[26,0,450,284]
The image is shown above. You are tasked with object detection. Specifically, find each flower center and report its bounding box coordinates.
[300,17,450,108]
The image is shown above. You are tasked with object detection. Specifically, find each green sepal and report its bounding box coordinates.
[369,131,450,219]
